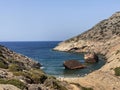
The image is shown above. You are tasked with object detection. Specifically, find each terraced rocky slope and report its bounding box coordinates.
[0,45,72,90]
[54,12,120,90]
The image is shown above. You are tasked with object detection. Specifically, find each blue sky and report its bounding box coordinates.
[0,0,120,41]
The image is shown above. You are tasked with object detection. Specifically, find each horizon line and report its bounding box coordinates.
[0,40,62,42]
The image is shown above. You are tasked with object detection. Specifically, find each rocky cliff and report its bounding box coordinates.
[54,12,120,90]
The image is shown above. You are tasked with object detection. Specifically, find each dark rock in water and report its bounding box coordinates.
[63,60,85,69]
[84,52,99,63]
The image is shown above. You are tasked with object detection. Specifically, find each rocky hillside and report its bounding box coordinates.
[0,45,73,90]
[54,12,120,90]
[0,45,41,70]
[54,12,120,54]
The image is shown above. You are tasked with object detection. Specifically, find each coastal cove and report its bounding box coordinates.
[0,41,105,77]
[0,0,120,89]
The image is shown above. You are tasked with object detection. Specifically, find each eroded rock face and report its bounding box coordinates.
[63,60,85,69]
[84,52,99,63]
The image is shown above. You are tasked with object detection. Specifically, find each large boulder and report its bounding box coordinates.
[63,60,85,69]
[84,52,99,63]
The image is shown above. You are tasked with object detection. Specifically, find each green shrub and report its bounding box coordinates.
[6,58,16,63]
[9,64,22,72]
[13,72,22,76]
[0,62,8,69]
[44,78,67,90]
[31,73,47,83]
[114,67,120,76]
[52,81,67,90]
[13,69,47,84]
[29,69,47,83]
[47,75,56,79]
[0,79,26,90]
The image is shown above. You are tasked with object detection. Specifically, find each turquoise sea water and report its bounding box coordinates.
[0,41,105,77]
